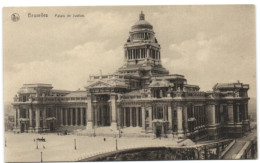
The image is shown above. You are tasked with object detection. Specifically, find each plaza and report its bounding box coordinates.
[5,132,182,162]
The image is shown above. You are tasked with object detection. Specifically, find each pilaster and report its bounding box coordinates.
[177,105,184,138]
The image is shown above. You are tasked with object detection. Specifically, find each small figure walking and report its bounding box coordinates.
[104,138,106,142]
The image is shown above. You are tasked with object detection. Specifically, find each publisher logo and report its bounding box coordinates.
[11,13,20,22]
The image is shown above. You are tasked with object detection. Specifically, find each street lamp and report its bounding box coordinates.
[36,140,39,149]
[110,128,119,151]
[74,138,77,150]
[40,151,43,162]
[94,126,96,137]
[116,138,118,151]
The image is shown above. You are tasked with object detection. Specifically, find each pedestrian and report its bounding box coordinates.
[43,145,45,149]
[104,138,106,142]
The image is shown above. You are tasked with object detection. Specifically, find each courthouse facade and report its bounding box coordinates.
[12,12,250,140]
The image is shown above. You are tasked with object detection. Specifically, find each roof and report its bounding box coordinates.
[184,84,200,88]
[22,83,53,88]
[149,79,173,88]
[213,82,249,90]
[52,89,71,93]
[65,91,88,97]
[151,74,186,80]
[123,90,142,96]
[17,89,37,94]
[131,12,153,30]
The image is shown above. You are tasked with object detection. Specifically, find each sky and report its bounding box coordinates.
[3,5,256,103]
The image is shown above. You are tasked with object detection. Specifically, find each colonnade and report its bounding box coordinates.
[125,47,160,60]
[59,107,87,126]
[208,102,249,125]
[120,107,143,127]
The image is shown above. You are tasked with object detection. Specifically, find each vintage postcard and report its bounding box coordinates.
[3,5,257,162]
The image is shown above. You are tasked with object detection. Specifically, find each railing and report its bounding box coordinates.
[121,91,207,100]
[13,96,88,103]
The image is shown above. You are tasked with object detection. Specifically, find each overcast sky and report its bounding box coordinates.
[4,5,255,103]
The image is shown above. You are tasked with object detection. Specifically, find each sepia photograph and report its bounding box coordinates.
[3,5,257,162]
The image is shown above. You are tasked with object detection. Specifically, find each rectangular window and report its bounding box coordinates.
[157,107,163,119]
[23,96,27,102]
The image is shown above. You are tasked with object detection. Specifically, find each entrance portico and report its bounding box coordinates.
[85,79,128,133]
[153,120,168,138]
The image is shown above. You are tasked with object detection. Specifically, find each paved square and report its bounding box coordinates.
[5,132,179,162]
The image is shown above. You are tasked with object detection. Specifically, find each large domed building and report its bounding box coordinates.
[12,12,250,140]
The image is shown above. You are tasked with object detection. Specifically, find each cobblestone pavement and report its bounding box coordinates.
[5,132,179,162]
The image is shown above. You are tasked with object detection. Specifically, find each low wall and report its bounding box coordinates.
[79,147,199,161]
[78,139,233,161]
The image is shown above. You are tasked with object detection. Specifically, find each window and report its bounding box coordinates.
[157,108,163,119]
[23,96,27,102]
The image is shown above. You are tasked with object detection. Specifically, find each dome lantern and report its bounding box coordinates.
[139,11,145,20]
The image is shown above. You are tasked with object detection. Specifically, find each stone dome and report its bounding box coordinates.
[131,11,153,30]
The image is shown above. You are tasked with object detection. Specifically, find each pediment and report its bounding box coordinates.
[86,80,112,89]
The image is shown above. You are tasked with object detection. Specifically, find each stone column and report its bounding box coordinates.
[220,104,224,123]
[55,107,58,122]
[85,107,88,125]
[207,104,216,125]
[133,108,136,126]
[110,94,117,130]
[65,108,68,126]
[124,108,127,127]
[145,47,147,58]
[245,103,248,120]
[26,109,29,119]
[192,105,195,117]
[163,106,166,120]
[142,107,145,129]
[136,108,139,127]
[80,108,84,126]
[130,108,133,127]
[94,106,98,127]
[43,107,47,130]
[168,105,172,130]
[29,107,33,130]
[227,103,234,123]
[183,105,188,132]
[70,108,73,126]
[177,105,184,137]
[236,103,240,122]
[14,108,17,128]
[101,107,104,126]
[86,95,93,129]
[17,108,21,127]
[148,48,151,58]
[75,108,78,125]
[117,107,121,127]
[35,107,40,132]
[148,106,152,129]
[60,108,63,126]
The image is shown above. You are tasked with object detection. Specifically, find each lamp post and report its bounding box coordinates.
[118,127,121,138]
[116,138,118,151]
[36,140,38,149]
[40,151,43,162]
[74,138,77,150]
